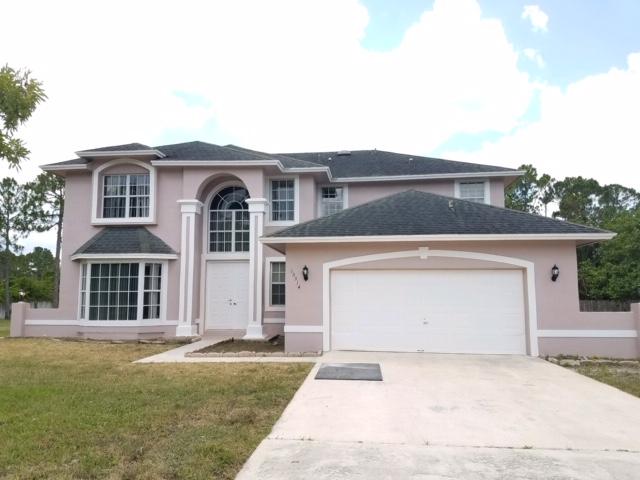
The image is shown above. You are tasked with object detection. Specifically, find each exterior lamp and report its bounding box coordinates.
[302,265,309,281]
[551,264,560,282]
[19,290,26,300]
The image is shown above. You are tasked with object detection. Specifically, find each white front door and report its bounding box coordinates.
[330,269,527,354]
[205,261,249,331]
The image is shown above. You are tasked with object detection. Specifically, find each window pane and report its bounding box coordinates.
[459,182,485,203]
[270,262,286,306]
[86,262,138,321]
[271,180,295,221]
[143,263,162,319]
[321,187,344,216]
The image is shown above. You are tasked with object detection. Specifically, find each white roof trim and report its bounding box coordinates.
[151,159,281,167]
[262,233,616,244]
[41,163,89,171]
[332,171,525,182]
[151,159,522,183]
[70,253,178,261]
[76,149,166,158]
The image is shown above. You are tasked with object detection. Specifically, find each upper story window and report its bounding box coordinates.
[457,180,487,204]
[92,159,156,224]
[319,186,345,217]
[209,186,250,253]
[103,174,150,218]
[270,179,295,222]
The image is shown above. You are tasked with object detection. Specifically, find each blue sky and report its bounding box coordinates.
[361,0,640,84]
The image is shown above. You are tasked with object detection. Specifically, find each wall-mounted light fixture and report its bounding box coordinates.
[551,264,560,282]
[302,265,309,281]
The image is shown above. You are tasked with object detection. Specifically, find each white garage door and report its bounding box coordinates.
[330,269,527,354]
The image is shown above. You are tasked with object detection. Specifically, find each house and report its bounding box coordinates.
[10,141,640,357]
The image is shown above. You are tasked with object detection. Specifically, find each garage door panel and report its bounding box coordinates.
[330,269,526,354]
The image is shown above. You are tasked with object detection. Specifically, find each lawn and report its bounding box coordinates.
[571,362,640,399]
[0,339,311,479]
[0,319,9,337]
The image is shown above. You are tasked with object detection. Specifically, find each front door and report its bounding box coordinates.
[205,261,249,331]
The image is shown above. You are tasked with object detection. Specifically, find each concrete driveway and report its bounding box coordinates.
[237,352,640,479]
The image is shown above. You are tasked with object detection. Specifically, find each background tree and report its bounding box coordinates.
[0,248,55,313]
[0,178,38,318]
[552,177,602,225]
[505,164,555,215]
[578,208,640,301]
[0,65,46,169]
[27,172,65,307]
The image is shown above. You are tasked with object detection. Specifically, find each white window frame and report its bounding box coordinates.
[264,256,286,312]
[266,176,299,226]
[76,259,169,326]
[317,184,348,217]
[91,158,156,225]
[454,179,491,205]
[102,173,151,219]
[202,181,251,260]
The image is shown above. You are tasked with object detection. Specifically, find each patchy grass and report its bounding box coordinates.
[0,319,9,337]
[197,336,284,354]
[571,363,640,399]
[0,338,311,479]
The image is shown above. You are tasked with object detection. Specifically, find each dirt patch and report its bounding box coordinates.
[195,335,285,354]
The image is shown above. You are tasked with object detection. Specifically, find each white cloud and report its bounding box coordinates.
[1,0,533,182]
[523,48,545,68]
[522,5,549,32]
[447,53,640,188]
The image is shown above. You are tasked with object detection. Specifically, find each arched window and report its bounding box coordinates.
[209,186,250,252]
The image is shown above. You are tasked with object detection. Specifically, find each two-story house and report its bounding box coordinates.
[11,141,640,358]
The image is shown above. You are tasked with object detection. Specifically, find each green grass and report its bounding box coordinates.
[0,319,9,337]
[0,339,311,479]
[572,363,640,398]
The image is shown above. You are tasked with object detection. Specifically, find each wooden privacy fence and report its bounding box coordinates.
[579,299,634,312]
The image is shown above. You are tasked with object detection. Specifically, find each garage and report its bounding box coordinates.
[330,269,527,354]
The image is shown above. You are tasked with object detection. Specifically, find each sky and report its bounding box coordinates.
[2,0,640,251]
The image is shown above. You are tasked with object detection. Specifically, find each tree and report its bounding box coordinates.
[505,164,555,215]
[0,248,56,309]
[578,209,640,300]
[0,178,37,318]
[552,177,602,226]
[0,65,46,169]
[27,173,65,307]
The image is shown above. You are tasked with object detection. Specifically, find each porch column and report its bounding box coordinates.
[245,198,269,339]
[176,199,203,336]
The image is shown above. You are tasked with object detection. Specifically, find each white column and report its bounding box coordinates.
[176,199,203,337]
[244,198,268,339]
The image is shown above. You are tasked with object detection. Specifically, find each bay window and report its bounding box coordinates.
[79,261,165,322]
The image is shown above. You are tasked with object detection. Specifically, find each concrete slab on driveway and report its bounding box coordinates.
[238,352,640,479]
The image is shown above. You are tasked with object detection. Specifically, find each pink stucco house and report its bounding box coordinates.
[10,141,640,357]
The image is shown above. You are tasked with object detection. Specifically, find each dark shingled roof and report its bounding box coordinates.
[278,149,515,178]
[43,141,519,178]
[266,190,607,238]
[78,143,152,153]
[74,227,176,256]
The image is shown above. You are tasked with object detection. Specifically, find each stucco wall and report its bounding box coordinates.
[280,241,639,357]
